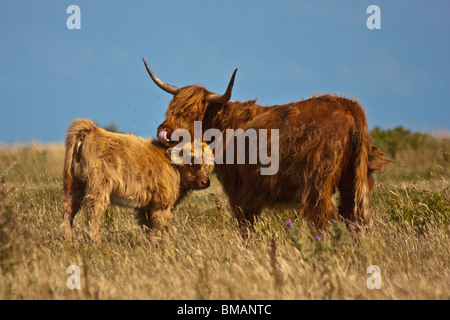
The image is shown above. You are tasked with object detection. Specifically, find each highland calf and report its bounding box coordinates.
[61,119,212,243]
[142,59,393,234]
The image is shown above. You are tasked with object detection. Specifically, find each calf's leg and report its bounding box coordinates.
[61,180,85,241]
[149,208,172,243]
[84,183,111,244]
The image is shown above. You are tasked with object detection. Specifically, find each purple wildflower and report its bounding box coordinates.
[315,235,321,241]
[285,220,292,227]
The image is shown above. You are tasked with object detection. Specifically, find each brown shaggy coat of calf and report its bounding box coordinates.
[61,119,212,243]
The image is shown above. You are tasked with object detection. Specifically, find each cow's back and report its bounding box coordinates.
[215,95,359,209]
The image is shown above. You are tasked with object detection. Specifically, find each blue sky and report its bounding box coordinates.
[0,0,449,143]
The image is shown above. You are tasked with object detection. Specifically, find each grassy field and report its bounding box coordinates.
[0,128,449,300]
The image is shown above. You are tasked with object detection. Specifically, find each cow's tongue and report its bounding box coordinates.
[158,130,169,143]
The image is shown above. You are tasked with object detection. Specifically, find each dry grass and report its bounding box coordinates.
[0,136,449,300]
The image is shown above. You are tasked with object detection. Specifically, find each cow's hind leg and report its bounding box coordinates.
[338,175,356,222]
[61,179,85,241]
[338,159,364,226]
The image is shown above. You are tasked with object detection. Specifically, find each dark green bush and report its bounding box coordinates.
[385,187,449,227]
[371,126,437,159]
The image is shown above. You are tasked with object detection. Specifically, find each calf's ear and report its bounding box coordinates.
[369,146,393,172]
[167,147,184,166]
[201,142,215,166]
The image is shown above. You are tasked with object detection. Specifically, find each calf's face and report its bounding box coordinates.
[168,142,214,190]
[179,163,212,190]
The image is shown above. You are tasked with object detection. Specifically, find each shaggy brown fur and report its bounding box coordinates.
[61,119,213,243]
[152,78,392,233]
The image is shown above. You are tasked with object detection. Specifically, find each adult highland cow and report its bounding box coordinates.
[142,58,392,233]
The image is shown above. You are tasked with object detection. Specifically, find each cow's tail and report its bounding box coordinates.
[344,100,372,224]
[63,119,97,193]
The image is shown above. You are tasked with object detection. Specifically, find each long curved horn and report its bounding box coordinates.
[142,58,181,95]
[207,69,238,104]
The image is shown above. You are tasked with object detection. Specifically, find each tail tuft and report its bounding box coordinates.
[344,100,372,224]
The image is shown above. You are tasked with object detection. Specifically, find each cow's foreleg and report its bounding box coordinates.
[234,205,261,239]
[303,183,338,231]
